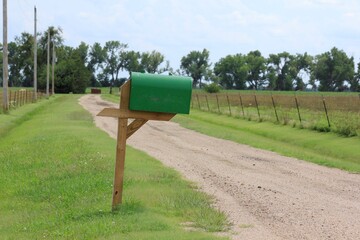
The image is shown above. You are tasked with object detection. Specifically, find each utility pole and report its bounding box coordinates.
[46,30,50,98]
[2,0,9,111]
[33,6,37,101]
[51,44,55,95]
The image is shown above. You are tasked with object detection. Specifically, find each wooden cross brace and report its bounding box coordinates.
[97,81,175,210]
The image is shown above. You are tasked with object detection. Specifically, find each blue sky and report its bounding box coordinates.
[2,0,360,77]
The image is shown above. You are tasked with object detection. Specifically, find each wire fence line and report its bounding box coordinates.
[191,92,360,137]
[0,89,46,112]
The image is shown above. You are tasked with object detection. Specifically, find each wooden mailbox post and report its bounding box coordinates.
[97,72,192,210]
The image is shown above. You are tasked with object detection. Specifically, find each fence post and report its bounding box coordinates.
[9,90,12,109]
[205,95,210,112]
[226,95,232,116]
[216,94,220,113]
[271,94,279,122]
[239,93,245,117]
[294,94,302,124]
[322,95,331,128]
[19,91,22,106]
[191,94,194,108]
[196,94,201,110]
[254,93,260,120]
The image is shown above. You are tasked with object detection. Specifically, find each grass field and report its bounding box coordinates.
[0,95,229,239]
[173,110,360,173]
[193,92,360,137]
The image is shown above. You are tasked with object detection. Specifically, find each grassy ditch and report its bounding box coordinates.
[173,110,360,173]
[0,95,228,239]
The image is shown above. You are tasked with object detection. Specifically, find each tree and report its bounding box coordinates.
[120,50,142,74]
[88,42,106,87]
[245,50,266,90]
[266,52,294,90]
[313,47,354,92]
[214,54,247,89]
[103,41,128,93]
[140,50,169,74]
[7,32,35,87]
[349,62,360,92]
[53,44,91,93]
[289,53,313,90]
[180,49,211,88]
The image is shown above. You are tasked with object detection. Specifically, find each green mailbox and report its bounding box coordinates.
[129,72,193,114]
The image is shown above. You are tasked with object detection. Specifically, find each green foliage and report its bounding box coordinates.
[0,95,229,239]
[180,49,211,88]
[140,50,169,74]
[204,83,221,93]
[267,52,294,90]
[52,44,91,93]
[214,54,247,89]
[313,47,355,91]
[245,50,267,90]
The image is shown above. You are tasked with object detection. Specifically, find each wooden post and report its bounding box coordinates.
[254,93,260,120]
[112,81,130,210]
[52,44,55,95]
[46,31,50,99]
[239,93,245,117]
[2,0,9,112]
[322,95,331,128]
[97,80,179,210]
[9,90,11,109]
[33,6,37,101]
[294,94,302,124]
[196,94,201,109]
[226,94,232,116]
[271,94,279,122]
[216,94,220,113]
[205,95,210,112]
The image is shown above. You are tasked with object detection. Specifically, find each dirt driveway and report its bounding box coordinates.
[79,94,360,240]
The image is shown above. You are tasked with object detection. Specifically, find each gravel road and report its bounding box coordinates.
[79,94,360,240]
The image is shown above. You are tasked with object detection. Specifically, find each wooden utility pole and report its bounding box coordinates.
[2,0,9,111]
[33,6,37,101]
[51,44,55,95]
[46,31,50,98]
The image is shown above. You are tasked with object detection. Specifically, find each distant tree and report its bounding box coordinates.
[180,49,211,88]
[313,47,354,91]
[88,42,106,87]
[8,33,34,87]
[289,53,313,90]
[214,54,247,89]
[140,50,169,74]
[103,41,128,93]
[266,52,294,90]
[121,50,142,75]
[53,44,91,93]
[38,26,64,67]
[245,50,266,90]
[349,62,360,92]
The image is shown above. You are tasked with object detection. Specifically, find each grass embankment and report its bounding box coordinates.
[173,110,360,172]
[0,95,228,239]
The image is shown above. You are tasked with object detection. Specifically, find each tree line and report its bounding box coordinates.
[1,26,359,93]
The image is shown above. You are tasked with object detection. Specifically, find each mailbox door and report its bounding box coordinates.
[129,72,192,114]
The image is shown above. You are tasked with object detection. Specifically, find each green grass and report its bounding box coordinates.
[173,110,360,172]
[0,95,229,239]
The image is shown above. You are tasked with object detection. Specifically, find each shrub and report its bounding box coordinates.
[204,83,221,93]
